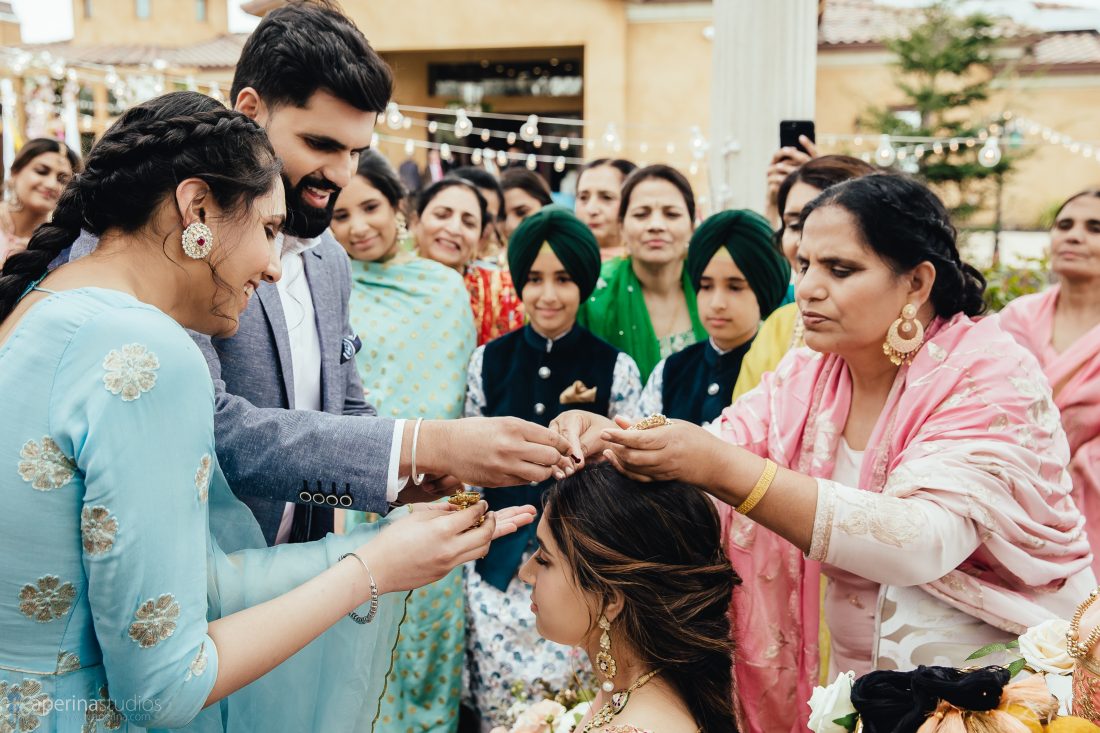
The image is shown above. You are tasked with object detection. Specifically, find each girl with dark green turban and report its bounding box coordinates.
[462,205,642,725]
[636,208,790,424]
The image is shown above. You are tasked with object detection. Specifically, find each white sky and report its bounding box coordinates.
[9,0,1100,44]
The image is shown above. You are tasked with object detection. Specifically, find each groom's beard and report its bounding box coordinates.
[283,172,340,239]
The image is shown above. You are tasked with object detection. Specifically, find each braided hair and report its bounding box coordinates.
[0,91,280,322]
[544,463,739,733]
[799,172,987,318]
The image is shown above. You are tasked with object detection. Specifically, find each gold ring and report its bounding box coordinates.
[448,490,485,526]
[630,414,669,431]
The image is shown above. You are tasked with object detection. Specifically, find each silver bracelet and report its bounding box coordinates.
[410,417,426,486]
[338,552,378,624]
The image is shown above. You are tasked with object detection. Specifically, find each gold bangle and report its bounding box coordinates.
[737,459,777,516]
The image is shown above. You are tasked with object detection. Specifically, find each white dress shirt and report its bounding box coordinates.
[273,234,403,543]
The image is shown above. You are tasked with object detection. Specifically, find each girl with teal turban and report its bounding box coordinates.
[462,205,643,726]
[636,209,790,424]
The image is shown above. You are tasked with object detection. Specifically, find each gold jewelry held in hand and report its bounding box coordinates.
[883,303,925,366]
[447,490,485,527]
[737,459,777,516]
[1068,587,1100,658]
[630,414,669,431]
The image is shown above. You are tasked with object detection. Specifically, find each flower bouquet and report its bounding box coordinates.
[489,678,596,733]
[807,620,1095,732]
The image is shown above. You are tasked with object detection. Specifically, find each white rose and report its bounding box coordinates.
[1019,618,1074,675]
[807,671,857,733]
[553,702,591,733]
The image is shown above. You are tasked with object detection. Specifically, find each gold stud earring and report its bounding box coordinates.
[883,303,924,366]
[595,615,617,693]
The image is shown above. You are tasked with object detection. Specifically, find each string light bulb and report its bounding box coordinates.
[440,142,452,161]
[554,156,566,173]
[602,123,619,149]
[506,131,517,146]
[978,136,1002,168]
[404,138,415,156]
[559,137,570,151]
[520,114,539,142]
[453,109,473,138]
[874,134,897,167]
[385,102,404,130]
[525,154,537,170]
[427,120,438,134]
[480,128,491,143]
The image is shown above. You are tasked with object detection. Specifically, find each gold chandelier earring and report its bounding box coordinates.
[883,303,924,366]
[595,615,617,693]
[394,212,408,247]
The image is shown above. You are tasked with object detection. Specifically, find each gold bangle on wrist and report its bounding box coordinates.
[737,459,777,516]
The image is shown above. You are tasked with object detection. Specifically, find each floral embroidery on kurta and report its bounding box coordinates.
[82,685,123,732]
[0,678,52,733]
[19,575,76,622]
[128,594,180,648]
[194,455,211,503]
[80,506,118,556]
[102,344,159,401]
[17,437,75,491]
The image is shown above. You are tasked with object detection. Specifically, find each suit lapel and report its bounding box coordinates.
[256,282,296,407]
[303,246,340,412]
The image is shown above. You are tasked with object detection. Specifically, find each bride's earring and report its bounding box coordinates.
[181,221,214,260]
[595,615,617,693]
[883,303,924,366]
[394,212,408,246]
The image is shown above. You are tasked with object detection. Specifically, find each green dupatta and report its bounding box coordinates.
[578,256,706,382]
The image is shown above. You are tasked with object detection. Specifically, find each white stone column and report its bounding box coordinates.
[709,0,818,215]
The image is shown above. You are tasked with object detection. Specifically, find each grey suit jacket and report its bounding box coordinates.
[190,232,394,545]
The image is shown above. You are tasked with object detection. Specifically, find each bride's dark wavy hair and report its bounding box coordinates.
[0,91,280,324]
[543,463,739,733]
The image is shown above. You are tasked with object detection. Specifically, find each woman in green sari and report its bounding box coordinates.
[579,164,707,382]
[330,151,476,733]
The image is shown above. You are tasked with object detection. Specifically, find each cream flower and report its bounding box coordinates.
[128,594,180,648]
[1019,618,1074,675]
[81,506,119,556]
[56,651,81,674]
[102,343,160,401]
[0,678,52,732]
[18,436,76,491]
[19,575,76,622]
[808,671,858,733]
[512,699,566,733]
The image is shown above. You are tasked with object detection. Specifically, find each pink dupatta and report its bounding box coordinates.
[1001,286,1100,578]
[715,313,1093,733]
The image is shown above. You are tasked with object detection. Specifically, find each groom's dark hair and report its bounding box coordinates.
[231,0,393,113]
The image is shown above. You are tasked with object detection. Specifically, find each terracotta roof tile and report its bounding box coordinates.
[819,0,1033,47]
[1030,30,1100,64]
[18,34,247,70]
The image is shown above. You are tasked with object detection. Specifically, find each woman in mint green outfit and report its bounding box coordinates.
[0,93,528,732]
[331,151,476,733]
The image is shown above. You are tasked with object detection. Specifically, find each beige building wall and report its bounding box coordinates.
[70,0,228,46]
[816,48,1100,228]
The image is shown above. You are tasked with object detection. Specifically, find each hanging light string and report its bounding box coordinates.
[1,47,1097,168]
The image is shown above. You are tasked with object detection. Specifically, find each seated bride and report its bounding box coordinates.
[515,462,740,733]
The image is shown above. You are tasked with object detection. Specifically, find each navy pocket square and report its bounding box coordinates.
[341,335,362,364]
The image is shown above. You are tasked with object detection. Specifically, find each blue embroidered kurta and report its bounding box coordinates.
[0,288,403,732]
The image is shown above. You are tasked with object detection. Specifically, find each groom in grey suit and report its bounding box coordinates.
[189,3,573,545]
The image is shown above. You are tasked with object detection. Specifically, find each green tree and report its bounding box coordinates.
[861,0,1016,221]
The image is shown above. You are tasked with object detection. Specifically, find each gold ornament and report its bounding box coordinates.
[883,303,925,366]
[595,615,617,693]
[447,490,485,527]
[629,414,669,431]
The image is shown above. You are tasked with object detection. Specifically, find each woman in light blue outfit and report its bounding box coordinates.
[331,152,476,733]
[0,92,533,732]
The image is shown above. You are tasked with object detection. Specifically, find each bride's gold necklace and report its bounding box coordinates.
[581,670,660,732]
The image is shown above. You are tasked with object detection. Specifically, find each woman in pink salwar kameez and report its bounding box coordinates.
[1001,189,1100,579]
[553,174,1095,733]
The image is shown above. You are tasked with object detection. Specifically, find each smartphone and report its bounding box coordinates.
[779,120,815,154]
